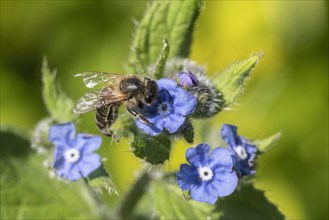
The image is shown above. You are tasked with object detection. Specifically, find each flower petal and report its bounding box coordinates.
[176,164,199,191]
[173,88,197,116]
[240,136,257,155]
[53,156,69,172]
[190,184,218,205]
[235,160,256,176]
[212,171,238,197]
[179,71,198,87]
[186,144,210,167]
[135,118,163,136]
[209,147,235,171]
[49,122,76,147]
[56,163,73,179]
[65,164,83,181]
[52,145,65,167]
[163,114,186,133]
[75,134,102,153]
[156,78,178,91]
[77,153,102,177]
[221,124,240,149]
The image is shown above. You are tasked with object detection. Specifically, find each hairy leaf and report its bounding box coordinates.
[254,132,281,153]
[42,57,76,122]
[130,0,202,73]
[214,53,263,108]
[214,183,284,220]
[131,134,171,165]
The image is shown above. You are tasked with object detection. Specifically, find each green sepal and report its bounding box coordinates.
[182,119,194,144]
[41,57,76,122]
[130,0,202,73]
[214,53,263,108]
[253,132,281,153]
[131,133,171,165]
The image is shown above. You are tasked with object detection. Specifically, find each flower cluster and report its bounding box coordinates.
[176,144,238,204]
[49,122,102,181]
[221,124,258,176]
[176,124,259,204]
[135,78,197,136]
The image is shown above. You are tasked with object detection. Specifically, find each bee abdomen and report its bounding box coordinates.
[95,104,119,137]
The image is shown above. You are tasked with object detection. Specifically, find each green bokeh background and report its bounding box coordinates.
[1,1,328,219]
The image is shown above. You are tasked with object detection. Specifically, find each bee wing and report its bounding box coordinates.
[74,72,129,88]
[73,89,128,114]
[73,91,101,114]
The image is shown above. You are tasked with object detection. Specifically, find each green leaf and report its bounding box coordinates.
[253,132,281,153]
[0,130,100,219]
[214,53,263,108]
[131,134,171,165]
[87,165,118,196]
[152,178,219,220]
[130,0,202,72]
[0,126,31,158]
[42,57,76,122]
[214,183,284,220]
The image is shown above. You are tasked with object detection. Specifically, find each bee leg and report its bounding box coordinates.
[127,108,153,126]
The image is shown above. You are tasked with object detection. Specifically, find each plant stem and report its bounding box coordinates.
[115,171,152,219]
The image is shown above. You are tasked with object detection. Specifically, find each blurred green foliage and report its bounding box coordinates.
[1,1,328,219]
[0,128,100,219]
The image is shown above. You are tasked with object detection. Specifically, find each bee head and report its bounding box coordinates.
[143,78,158,105]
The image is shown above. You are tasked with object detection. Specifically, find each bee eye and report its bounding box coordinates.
[144,97,152,104]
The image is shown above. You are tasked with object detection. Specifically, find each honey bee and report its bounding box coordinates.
[73,72,158,139]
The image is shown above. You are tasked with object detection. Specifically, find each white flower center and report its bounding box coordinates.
[64,148,80,163]
[198,166,213,181]
[235,145,248,160]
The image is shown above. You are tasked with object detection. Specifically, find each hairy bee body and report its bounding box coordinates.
[74,72,158,140]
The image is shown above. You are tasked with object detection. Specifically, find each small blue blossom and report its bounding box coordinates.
[221,124,258,176]
[136,78,197,136]
[49,122,102,181]
[176,144,238,204]
[179,71,198,87]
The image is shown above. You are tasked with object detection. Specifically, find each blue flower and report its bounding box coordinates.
[135,78,197,136]
[49,122,102,181]
[176,144,238,204]
[179,71,198,87]
[221,124,258,176]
